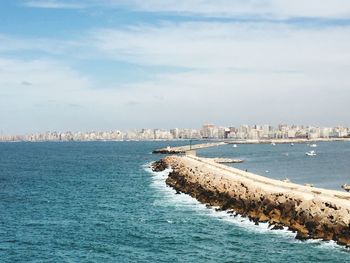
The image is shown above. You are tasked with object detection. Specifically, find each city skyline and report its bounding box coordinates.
[1,1,350,133]
[1,123,349,142]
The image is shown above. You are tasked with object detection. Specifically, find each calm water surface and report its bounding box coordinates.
[0,141,349,262]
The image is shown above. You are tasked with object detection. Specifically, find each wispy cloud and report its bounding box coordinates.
[108,0,350,18]
[123,0,350,19]
[0,57,106,132]
[23,0,350,19]
[21,80,32,86]
[0,34,83,55]
[91,22,350,73]
[23,0,83,9]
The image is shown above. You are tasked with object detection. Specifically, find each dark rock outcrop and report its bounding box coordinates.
[151,159,168,172]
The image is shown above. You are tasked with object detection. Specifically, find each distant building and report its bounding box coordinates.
[200,123,217,139]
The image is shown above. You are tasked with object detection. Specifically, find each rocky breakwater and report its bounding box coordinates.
[152,156,350,247]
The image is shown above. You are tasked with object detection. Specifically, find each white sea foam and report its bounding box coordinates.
[144,163,347,250]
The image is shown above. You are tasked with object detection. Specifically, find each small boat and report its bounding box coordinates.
[271,142,276,146]
[290,143,294,146]
[310,144,317,148]
[282,178,290,183]
[233,144,238,148]
[342,184,350,192]
[306,150,317,156]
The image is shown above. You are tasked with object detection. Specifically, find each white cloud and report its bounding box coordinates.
[23,0,83,9]
[101,69,350,128]
[0,34,82,55]
[88,20,350,127]
[0,58,95,132]
[92,22,350,74]
[113,0,350,19]
[1,42,349,133]
[23,0,350,19]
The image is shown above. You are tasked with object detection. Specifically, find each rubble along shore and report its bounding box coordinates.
[152,156,350,247]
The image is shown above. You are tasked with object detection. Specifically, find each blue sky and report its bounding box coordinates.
[1,1,350,133]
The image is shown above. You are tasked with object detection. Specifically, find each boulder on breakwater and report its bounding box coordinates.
[151,159,169,172]
[152,156,350,247]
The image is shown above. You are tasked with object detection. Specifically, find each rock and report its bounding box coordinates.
[270,223,284,230]
[151,159,168,172]
[295,232,309,240]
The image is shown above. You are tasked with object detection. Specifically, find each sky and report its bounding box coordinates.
[1,0,350,133]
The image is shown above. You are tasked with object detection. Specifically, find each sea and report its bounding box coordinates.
[1,141,350,262]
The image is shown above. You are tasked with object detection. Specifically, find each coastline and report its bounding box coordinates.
[225,138,350,144]
[152,138,350,154]
[152,155,350,247]
[1,137,350,143]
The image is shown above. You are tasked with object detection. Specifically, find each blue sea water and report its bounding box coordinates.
[1,141,350,262]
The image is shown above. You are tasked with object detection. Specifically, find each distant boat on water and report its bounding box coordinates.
[306,150,317,156]
[310,144,317,148]
[233,144,238,148]
[290,143,294,146]
[271,142,276,146]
